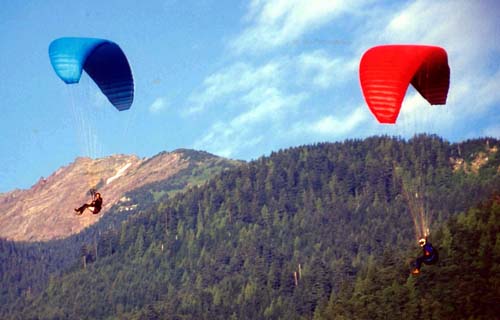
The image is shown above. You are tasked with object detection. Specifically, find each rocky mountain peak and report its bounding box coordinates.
[0,150,226,242]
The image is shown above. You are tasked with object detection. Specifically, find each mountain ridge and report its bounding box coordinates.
[1,136,499,319]
[0,149,241,242]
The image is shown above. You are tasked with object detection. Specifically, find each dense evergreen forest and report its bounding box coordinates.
[0,149,239,315]
[1,135,499,319]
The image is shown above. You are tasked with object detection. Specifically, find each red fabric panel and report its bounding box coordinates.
[359,45,450,124]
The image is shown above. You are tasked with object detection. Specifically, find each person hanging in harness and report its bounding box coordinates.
[75,191,103,215]
[411,237,438,275]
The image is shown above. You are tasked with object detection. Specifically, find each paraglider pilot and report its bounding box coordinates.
[75,192,103,215]
[411,237,438,274]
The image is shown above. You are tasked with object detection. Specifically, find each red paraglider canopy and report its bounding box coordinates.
[359,45,450,124]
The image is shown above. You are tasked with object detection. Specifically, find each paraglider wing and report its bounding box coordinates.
[410,47,449,106]
[49,37,134,111]
[359,45,449,124]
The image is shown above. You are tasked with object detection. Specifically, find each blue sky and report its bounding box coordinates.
[1,0,499,192]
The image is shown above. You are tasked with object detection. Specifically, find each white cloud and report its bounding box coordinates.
[234,87,307,127]
[186,39,360,157]
[190,0,500,159]
[192,121,264,158]
[382,1,500,65]
[232,0,366,53]
[394,91,449,132]
[186,61,285,114]
[193,123,264,158]
[186,49,348,115]
[187,47,357,158]
[192,86,306,158]
[379,1,500,74]
[291,106,368,137]
[297,50,343,89]
[473,69,500,112]
[149,97,167,113]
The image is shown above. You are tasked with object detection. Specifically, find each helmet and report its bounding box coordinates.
[418,238,426,246]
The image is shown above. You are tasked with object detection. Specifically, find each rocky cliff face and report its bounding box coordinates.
[450,144,499,174]
[0,150,236,242]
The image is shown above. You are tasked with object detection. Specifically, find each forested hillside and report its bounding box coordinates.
[315,193,500,319]
[1,135,499,319]
[0,149,240,315]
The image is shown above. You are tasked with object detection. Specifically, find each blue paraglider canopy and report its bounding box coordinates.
[49,37,134,111]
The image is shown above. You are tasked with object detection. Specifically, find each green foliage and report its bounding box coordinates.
[1,136,499,319]
[318,194,500,319]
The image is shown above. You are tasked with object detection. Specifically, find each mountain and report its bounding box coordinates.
[0,149,241,242]
[1,136,499,319]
